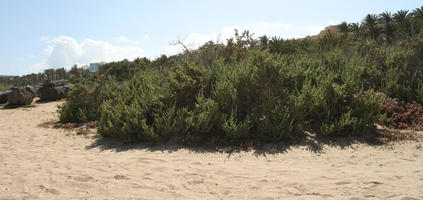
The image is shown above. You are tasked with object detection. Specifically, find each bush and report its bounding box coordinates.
[58,78,118,123]
[98,70,186,142]
[95,50,304,145]
[58,84,97,123]
[58,18,423,146]
[297,78,384,136]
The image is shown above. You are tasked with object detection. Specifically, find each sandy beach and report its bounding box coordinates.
[1,101,423,200]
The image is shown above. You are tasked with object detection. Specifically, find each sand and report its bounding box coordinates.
[1,101,423,200]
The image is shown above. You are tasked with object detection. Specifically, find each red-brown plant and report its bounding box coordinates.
[382,97,423,129]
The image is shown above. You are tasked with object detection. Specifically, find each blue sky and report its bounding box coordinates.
[0,0,421,75]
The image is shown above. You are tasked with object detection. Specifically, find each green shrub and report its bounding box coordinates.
[58,78,118,123]
[169,63,211,108]
[57,10,423,146]
[181,94,224,144]
[298,79,384,136]
[58,84,97,123]
[98,70,186,142]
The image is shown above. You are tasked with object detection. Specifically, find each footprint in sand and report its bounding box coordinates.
[39,185,60,195]
[288,183,308,193]
[249,185,260,190]
[400,197,421,200]
[364,181,383,185]
[214,170,232,176]
[188,179,204,185]
[335,181,350,185]
[137,158,151,164]
[45,188,60,195]
[155,166,168,172]
[70,175,94,182]
[138,157,167,163]
[191,161,202,165]
[114,175,129,180]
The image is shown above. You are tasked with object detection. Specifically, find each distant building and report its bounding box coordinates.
[81,65,90,71]
[89,62,106,72]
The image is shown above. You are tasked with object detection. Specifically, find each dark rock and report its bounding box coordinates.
[38,83,73,101]
[42,82,57,88]
[7,87,35,105]
[25,85,37,97]
[0,90,11,104]
[32,84,42,96]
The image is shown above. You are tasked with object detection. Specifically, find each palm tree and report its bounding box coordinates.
[379,11,394,43]
[363,14,380,40]
[394,10,409,22]
[412,6,423,20]
[393,10,413,38]
[337,21,349,37]
[348,22,362,40]
[411,6,423,35]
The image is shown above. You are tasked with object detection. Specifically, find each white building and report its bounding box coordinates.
[81,65,90,70]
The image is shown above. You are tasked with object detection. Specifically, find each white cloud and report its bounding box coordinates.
[34,35,144,71]
[26,62,47,74]
[28,22,332,73]
[164,26,235,55]
[44,45,53,55]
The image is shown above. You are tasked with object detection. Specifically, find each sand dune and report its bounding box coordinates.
[1,101,423,200]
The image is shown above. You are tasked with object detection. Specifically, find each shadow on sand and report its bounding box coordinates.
[82,127,404,159]
[85,134,216,154]
[34,98,66,104]
[1,98,64,109]
[1,103,36,109]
